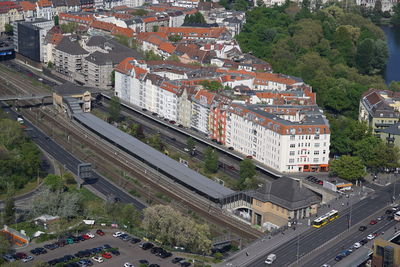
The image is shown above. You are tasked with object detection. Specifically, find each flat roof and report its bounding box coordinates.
[73,112,234,200]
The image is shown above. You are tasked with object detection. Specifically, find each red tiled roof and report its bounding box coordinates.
[142,16,157,23]
[90,20,115,32]
[112,26,135,38]
[0,1,22,13]
[37,0,53,8]
[50,33,63,45]
[194,89,215,105]
[59,13,93,25]
[136,32,168,41]
[115,57,147,78]
[159,42,176,54]
[158,26,226,39]
[19,1,36,11]
[254,73,298,86]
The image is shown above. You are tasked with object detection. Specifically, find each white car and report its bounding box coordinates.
[113,231,124,237]
[353,242,361,249]
[321,264,330,267]
[86,233,95,238]
[22,256,34,263]
[92,256,104,263]
[124,263,134,267]
[367,234,375,240]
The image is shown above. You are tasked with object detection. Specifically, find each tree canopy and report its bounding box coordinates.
[184,12,206,24]
[329,155,366,181]
[108,96,121,122]
[142,205,212,253]
[204,147,219,174]
[236,4,387,118]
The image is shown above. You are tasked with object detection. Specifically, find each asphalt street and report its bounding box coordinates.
[247,184,398,266]
[0,102,146,210]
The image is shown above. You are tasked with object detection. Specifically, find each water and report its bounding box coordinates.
[381,25,400,84]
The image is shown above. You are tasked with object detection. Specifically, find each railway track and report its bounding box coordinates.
[0,63,263,239]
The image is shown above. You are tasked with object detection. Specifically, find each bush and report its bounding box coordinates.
[36,233,57,243]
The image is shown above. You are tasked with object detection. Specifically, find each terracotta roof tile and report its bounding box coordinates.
[90,20,115,32]
[19,1,36,11]
[112,26,135,38]
[159,42,176,54]
[37,0,53,8]
[0,1,22,13]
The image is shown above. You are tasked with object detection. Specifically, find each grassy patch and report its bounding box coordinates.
[0,179,41,200]
[155,192,171,203]
[10,221,42,238]
[129,189,141,198]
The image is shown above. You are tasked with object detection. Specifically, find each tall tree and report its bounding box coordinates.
[186,137,196,151]
[3,194,15,225]
[4,24,13,35]
[0,235,11,257]
[108,96,121,122]
[54,15,59,26]
[330,155,366,181]
[391,3,400,26]
[204,147,219,174]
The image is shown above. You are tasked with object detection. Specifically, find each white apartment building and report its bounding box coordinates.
[191,89,215,135]
[226,104,330,173]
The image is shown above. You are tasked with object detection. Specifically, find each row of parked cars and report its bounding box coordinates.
[47,244,118,266]
[306,176,323,185]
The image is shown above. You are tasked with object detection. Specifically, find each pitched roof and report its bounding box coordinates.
[19,1,36,11]
[111,26,135,38]
[159,42,176,54]
[0,1,22,13]
[159,26,227,39]
[114,57,147,79]
[193,89,216,106]
[247,177,320,210]
[59,13,93,24]
[56,36,89,55]
[37,0,53,8]
[90,20,115,32]
[254,73,301,86]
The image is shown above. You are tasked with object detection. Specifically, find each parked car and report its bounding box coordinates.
[139,259,149,265]
[141,242,154,250]
[3,254,15,262]
[103,244,111,249]
[353,242,361,249]
[367,234,375,240]
[110,250,120,256]
[102,252,112,259]
[91,256,103,263]
[172,257,185,264]
[149,264,160,267]
[124,263,133,267]
[82,234,90,240]
[22,256,34,263]
[180,262,191,267]
[131,238,141,244]
[86,233,95,238]
[15,252,27,259]
[96,229,105,236]
[360,239,369,245]
[370,220,377,225]
[113,231,124,237]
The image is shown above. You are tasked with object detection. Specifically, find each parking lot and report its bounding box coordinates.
[18,231,178,267]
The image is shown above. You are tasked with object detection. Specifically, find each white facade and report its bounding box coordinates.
[157,87,178,121]
[191,100,210,135]
[225,107,330,173]
[124,0,145,8]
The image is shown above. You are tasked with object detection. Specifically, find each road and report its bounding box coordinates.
[0,102,146,211]
[245,184,398,266]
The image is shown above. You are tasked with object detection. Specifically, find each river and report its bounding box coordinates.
[382,25,400,84]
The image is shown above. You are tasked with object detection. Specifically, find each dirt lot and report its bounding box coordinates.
[18,232,179,267]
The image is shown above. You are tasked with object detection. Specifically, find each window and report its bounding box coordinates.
[290,144,295,148]
[290,151,295,156]
[290,135,295,140]
[289,158,294,163]
[314,151,319,155]
[323,150,326,154]
[313,158,319,163]
[315,143,320,148]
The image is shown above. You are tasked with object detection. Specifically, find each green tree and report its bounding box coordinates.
[204,147,218,174]
[108,96,121,122]
[184,12,206,24]
[0,235,11,257]
[330,155,366,181]
[392,3,400,26]
[60,22,77,33]
[147,134,165,152]
[4,194,15,225]
[130,9,148,16]
[219,0,230,9]
[186,137,196,151]
[129,123,145,140]
[44,174,64,191]
[4,24,13,35]
[200,80,223,92]
[111,70,115,87]
[54,15,59,26]
[47,61,54,68]
[145,50,162,61]
[233,0,249,11]
[239,159,256,180]
[168,35,182,42]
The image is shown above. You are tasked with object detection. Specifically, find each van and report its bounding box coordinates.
[265,254,276,265]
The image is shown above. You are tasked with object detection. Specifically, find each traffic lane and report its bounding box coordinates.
[250,193,390,267]
[7,108,146,210]
[310,219,397,267]
[270,194,389,266]
[20,234,176,267]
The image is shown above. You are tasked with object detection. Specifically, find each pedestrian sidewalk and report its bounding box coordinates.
[218,185,373,267]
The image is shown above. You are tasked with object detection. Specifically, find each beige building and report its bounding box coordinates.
[0,2,24,33]
[221,177,320,231]
[359,89,400,146]
[54,36,89,82]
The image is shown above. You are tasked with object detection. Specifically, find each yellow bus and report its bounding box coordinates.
[312,210,339,228]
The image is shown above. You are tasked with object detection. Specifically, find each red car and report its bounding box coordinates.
[15,252,27,259]
[102,252,112,259]
[373,232,379,237]
[82,234,90,240]
[96,229,105,236]
[370,220,377,225]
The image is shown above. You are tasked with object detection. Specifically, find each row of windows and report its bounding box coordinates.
[288,157,326,163]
